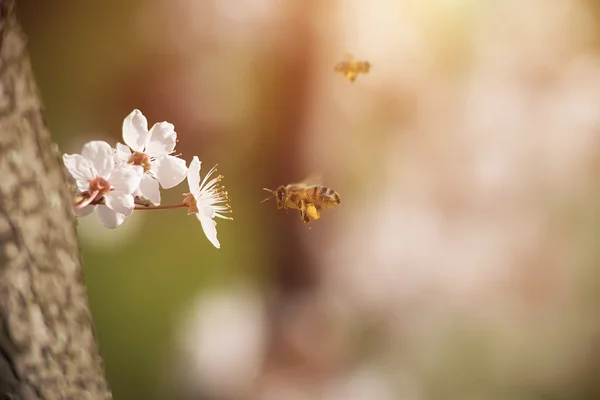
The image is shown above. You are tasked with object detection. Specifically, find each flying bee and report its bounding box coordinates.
[261,175,341,228]
[334,53,371,82]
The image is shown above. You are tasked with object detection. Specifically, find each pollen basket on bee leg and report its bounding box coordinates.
[305,204,321,221]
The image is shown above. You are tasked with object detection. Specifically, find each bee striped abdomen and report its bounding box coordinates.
[314,186,340,207]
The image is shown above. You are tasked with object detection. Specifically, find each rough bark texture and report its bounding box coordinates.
[0,1,112,399]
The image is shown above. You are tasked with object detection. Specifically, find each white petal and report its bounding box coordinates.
[81,141,115,178]
[146,122,177,157]
[63,154,94,191]
[96,205,127,228]
[74,204,96,217]
[104,191,135,216]
[122,109,149,152]
[196,214,220,249]
[139,174,161,205]
[115,142,132,164]
[110,164,143,194]
[187,156,201,193]
[201,204,216,219]
[151,155,188,189]
[63,154,93,181]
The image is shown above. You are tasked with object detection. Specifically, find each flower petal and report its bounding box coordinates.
[63,153,94,192]
[104,191,135,216]
[146,122,177,157]
[139,174,161,205]
[96,205,127,228]
[115,142,132,164]
[151,155,188,189]
[122,109,149,152]
[187,156,201,194]
[110,164,143,194]
[196,214,220,249]
[201,204,216,219]
[82,141,115,178]
[74,204,96,217]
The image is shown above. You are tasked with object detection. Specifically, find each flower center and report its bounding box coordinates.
[128,151,151,172]
[183,193,198,214]
[89,177,111,195]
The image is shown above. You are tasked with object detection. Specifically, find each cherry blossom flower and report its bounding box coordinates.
[116,109,188,205]
[184,156,232,248]
[63,141,143,228]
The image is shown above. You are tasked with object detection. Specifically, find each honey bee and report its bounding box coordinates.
[262,175,341,228]
[334,53,371,82]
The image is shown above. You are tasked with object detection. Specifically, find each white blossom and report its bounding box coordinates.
[116,109,188,205]
[184,156,232,248]
[63,141,143,228]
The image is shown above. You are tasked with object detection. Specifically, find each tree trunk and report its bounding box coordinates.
[0,1,112,399]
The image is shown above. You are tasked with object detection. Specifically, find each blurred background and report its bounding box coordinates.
[16,0,600,399]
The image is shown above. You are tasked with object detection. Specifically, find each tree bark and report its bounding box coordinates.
[0,1,112,399]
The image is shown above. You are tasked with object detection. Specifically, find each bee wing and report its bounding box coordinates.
[298,173,323,187]
[334,53,354,72]
[285,173,323,193]
[333,61,347,72]
[342,52,354,61]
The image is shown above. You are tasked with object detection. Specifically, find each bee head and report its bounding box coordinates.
[261,186,288,208]
[276,186,287,202]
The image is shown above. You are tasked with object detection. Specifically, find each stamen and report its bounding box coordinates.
[199,165,219,189]
[128,151,152,172]
[88,177,111,195]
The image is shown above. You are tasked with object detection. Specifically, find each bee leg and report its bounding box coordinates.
[300,203,322,229]
[300,210,311,229]
[299,205,312,229]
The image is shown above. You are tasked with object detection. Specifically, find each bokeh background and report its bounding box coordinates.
[17,0,600,399]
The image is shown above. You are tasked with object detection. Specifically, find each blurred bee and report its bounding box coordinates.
[334,53,371,82]
[261,175,341,228]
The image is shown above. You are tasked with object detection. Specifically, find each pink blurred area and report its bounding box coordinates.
[19,0,600,399]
